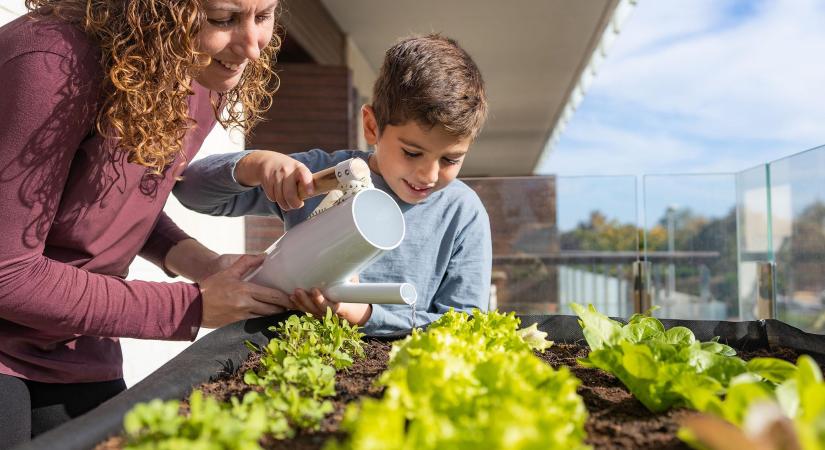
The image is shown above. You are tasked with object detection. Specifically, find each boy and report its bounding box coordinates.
[174,34,491,335]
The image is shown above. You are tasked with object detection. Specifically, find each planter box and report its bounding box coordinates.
[16,314,825,450]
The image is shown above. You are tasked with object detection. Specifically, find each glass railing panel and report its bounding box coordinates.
[735,164,771,321]
[643,174,738,320]
[556,176,638,317]
[768,145,825,333]
[462,176,558,315]
[463,175,638,316]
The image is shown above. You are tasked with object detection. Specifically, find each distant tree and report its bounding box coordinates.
[560,211,642,252]
[776,200,825,295]
[560,208,738,312]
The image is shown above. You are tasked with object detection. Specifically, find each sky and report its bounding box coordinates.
[541,0,825,177]
[543,0,825,230]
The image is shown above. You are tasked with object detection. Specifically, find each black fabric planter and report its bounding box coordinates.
[16,314,825,450]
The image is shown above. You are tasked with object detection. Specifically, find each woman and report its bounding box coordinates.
[0,0,289,444]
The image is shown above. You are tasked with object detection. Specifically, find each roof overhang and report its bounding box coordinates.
[320,0,632,176]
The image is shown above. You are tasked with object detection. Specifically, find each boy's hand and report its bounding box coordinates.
[290,288,372,326]
[234,150,314,210]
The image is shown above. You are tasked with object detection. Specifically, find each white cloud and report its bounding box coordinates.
[551,119,775,175]
[543,0,825,176]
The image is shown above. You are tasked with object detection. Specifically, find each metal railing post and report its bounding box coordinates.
[632,260,652,314]
[756,261,776,320]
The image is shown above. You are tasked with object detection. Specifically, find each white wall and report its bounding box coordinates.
[345,37,376,151]
[123,124,245,387]
[1,4,247,387]
[0,0,26,23]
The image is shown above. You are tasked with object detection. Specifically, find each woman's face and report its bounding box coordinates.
[195,0,277,92]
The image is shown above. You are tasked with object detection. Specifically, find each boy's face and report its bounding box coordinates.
[363,106,472,205]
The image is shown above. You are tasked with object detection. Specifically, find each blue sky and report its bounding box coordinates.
[543,0,825,231]
[541,0,825,177]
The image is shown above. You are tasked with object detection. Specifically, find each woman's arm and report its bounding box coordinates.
[0,51,287,339]
[164,237,249,283]
[0,50,201,339]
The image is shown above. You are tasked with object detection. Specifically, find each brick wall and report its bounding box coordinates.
[463,177,559,313]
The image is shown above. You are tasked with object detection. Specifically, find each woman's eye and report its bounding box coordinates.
[256,14,273,23]
[403,150,420,158]
[207,18,234,27]
[442,158,460,165]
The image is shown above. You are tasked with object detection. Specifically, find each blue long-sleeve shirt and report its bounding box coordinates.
[173,149,492,335]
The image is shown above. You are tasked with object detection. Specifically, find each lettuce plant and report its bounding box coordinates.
[789,356,825,449]
[326,309,589,450]
[123,391,268,450]
[680,354,825,449]
[123,310,364,447]
[258,308,365,369]
[240,310,364,433]
[571,303,747,413]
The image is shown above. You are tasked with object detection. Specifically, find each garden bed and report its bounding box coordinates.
[94,339,393,450]
[97,339,810,450]
[20,314,825,450]
[537,343,806,449]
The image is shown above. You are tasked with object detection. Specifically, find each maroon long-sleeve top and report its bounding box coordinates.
[0,15,214,383]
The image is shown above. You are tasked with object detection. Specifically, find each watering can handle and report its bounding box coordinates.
[298,158,370,200]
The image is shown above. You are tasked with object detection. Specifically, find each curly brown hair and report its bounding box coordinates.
[25,0,280,173]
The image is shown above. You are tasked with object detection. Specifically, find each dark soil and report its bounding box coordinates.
[536,343,696,450]
[96,340,810,450]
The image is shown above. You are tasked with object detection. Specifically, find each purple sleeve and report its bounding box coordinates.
[139,212,194,277]
[0,50,201,340]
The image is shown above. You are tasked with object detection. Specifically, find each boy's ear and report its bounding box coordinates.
[361,105,379,146]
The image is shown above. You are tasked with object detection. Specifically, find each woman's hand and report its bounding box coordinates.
[234,150,314,211]
[202,253,243,278]
[289,288,373,326]
[165,239,248,284]
[199,254,291,328]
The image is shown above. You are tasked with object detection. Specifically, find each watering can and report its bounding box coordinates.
[244,158,417,305]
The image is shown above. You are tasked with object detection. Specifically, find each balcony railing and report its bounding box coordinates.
[462,143,825,334]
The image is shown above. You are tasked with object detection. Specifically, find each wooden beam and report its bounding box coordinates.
[280,0,345,65]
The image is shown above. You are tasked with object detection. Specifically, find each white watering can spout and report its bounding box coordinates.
[244,158,417,306]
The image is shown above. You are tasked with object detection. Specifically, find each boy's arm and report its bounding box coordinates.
[233,150,314,211]
[361,207,493,335]
[172,151,285,219]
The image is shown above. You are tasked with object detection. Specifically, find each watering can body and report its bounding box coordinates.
[245,188,417,305]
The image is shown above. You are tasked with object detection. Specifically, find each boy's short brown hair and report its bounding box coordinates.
[372,33,488,140]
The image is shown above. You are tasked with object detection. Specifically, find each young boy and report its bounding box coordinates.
[174,34,491,335]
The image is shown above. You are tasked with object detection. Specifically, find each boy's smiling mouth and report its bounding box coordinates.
[403,179,434,197]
